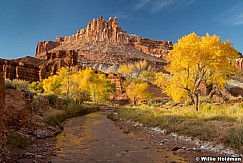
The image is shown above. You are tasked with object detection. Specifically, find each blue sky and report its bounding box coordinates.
[0,0,242,59]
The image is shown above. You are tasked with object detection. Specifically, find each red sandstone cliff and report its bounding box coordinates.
[35,41,60,59]
[62,17,130,45]
[0,50,79,83]
[0,72,6,160]
[35,16,172,61]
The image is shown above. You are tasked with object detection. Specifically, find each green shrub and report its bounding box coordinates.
[7,131,29,148]
[148,98,169,106]
[223,126,243,151]
[12,79,30,91]
[30,81,44,93]
[43,93,59,106]
[65,104,99,117]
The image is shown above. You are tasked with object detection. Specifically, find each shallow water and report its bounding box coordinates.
[52,111,185,163]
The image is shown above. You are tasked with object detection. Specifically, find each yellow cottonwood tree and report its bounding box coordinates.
[42,75,61,94]
[165,32,238,110]
[42,67,115,104]
[118,63,134,79]
[73,68,93,103]
[88,73,111,103]
[126,79,149,105]
[118,60,154,80]
[153,72,169,89]
[118,60,156,104]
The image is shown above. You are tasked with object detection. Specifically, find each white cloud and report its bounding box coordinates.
[133,0,198,14]
[221,2,243,26]
[115,0,198,20]
[113,12,136,20]
[151,0,174,13]
[133,0,150,10]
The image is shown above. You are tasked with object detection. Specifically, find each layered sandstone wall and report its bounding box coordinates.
[0,50,79,83]
[35,41,60,59]
[0,71,6,160]
[130,36,173,58]
[46,50,78,66]
[1,58,43,82]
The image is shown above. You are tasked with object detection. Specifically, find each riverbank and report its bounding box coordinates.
[7,104,243,162]
[116,104,243,156]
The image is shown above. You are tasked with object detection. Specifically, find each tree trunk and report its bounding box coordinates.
[133,97,137,105]
[65,97,69,110]
[206,84,213,96]
[194,93,199,111]
[208,84,216,98]
[190,94,195,105]
[93,92,97,103]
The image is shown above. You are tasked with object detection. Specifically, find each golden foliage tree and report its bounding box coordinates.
[126,79,149,105]
[118,60,155,81]
[42,75,61,94]
[58,67,77,107]
[164,32,238,110]
[153,72,169,89]
[42,67,115,104]
[118,60,156,104]
[118,63,134,79]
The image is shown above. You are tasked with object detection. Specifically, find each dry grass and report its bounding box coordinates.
[43,103,99,126]
[5,79,30,91]
[118,102,243,152]
[223,125,243,151]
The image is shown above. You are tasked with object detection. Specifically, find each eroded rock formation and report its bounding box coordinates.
[63,17,130,45]
[0,71,6,160]
[35,16,172,60]
[0,50,79,83]
[130,37,173,58]
[0,57,48,82]
[236,58,243,71]
[35,41,60,59]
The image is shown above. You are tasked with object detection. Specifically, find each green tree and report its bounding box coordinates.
[141,66,156,83]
